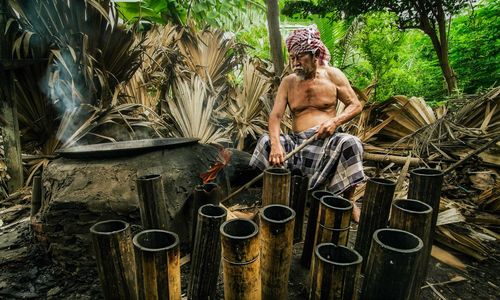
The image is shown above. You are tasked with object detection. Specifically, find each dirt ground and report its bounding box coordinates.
[0,189,499,299]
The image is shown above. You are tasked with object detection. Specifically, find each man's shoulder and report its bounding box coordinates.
[323,66,348,84]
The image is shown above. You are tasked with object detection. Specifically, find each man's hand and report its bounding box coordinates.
[269,144,286,166]
[316,118,338,139]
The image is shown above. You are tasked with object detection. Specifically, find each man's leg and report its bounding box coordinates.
[343,186,360,223]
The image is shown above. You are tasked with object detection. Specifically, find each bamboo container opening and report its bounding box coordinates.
[221,219,259,239]
[368,177,395,186]
[264,167,290,176]
[312,190,334,200]
[137,174,161,181]
[320,195,352,211]
[90,220,128,235]
[373,229,423,253]
[198,182,218,193]
[133,230,179,251]
[410,168,443,176]
[316,243,362,266]
[199,204,227,218]
[261,204,295,223]
[392,199,433,214]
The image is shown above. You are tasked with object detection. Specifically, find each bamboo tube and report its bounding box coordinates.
[389,199,433,299]
[354,177,396,271]
[220,219,261,300]
[136,174,169,230]
[361,228,423,300]
[315,195,352,247]
[310,243,362,300]
[191,183,221,246]
[133,230,181,300]
[188,204,227,300]
[262,167,291,206]
[301,190,335,268]
[260,204,296,300]
[90,220,137,300]
[31,175,42,217]
[290,170,309,243]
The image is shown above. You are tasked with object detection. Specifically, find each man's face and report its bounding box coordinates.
[290,51,316,77]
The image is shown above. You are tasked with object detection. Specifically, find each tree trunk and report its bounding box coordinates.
[265,0,284,77]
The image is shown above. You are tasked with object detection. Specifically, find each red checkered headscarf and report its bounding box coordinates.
[286,25,331,66]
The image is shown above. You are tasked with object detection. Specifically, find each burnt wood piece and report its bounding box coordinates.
[31,176,42,217]
[314,195,352,247]
[191,183,221,248]
[262,167,291,206]
[136,174,169,230]
[301,190,335,268]
[354,177,396,271]
[133,230,181,300]
[90,220,137,300]
[361,229,423,300]
[310,243,362,300]
[260,205,296,300]
[290,171,309,243]
[188,204,227,300]
[220,219,261,300]
[390,199,433,299]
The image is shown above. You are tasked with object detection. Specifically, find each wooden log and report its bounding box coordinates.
[354,177,396,271]
[191,183,221,246]
[262,167,291,206]
[361,228,423,300]
[314,195,352,247]
[389,199,433,299]
[363,153,421,166]
[220,219,261,300]
[301,190,334,268]
[90,220,137,300]
[290,170,309,243]
[310,243,362,300]
[133,230,181,300]
[136,174,169,230]
[260,204,295,300]
[31,176,42,218]
[188,204,227,300]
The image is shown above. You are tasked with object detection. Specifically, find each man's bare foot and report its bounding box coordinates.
[352,202,360,223]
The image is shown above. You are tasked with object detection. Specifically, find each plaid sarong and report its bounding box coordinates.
[249,126,365,193]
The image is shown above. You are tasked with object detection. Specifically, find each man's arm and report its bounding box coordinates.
[316,68,362,138]
[268,76,290,166]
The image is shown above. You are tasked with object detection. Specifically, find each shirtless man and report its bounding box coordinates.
[250,25,365,221]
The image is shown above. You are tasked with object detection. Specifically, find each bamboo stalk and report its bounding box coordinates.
[262,167,291,206]
[389,199,433,299]
[31,175,42,217]
[310,243,362,300]
[220,219,261,300]
[361,229,423,300]
[188,204,227,300]
[133,230,181,300]
[191,183,221,247]
[290,171,309,243]
[314,195,352,247]
[90,220,137,300]
[136,174,169,230]
[354,177,396,271]
[260,204,296,300]
[301,190,335,268]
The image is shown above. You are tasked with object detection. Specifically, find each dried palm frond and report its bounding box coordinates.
[167,75,230,144]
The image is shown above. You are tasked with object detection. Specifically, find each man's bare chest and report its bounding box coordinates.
[288,78,338,112]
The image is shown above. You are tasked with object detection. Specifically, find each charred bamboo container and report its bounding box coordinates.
[310,243,362,300]
[191,183,221,246]
[301,190,335,268]
[290,170,309,243]
[262,167,291,206]
[354,177,396,271]
[260,204,296,300]
[31,175,42,217]
[133,230,181,300]
[390,199,433,299]
[361,228,423,300]
[136,174,169,230]
[90,220,137,300]
[188,204,227,300]
[220,219,261,300]
[315,195,352,247]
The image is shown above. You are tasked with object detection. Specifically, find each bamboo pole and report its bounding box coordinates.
[301,190,335,268]
[260,204,296,300]
[290,171,309,243]
[310,243,362,300]
[133,230,181,300]
[188,204,227,300]
[354,177,396,271]
[361,228,423,300]
[31,176,42,218]
[191,183,221,246]
[262,167,291,206]
[314,195,352,247]
[90,220,137,300]
[220,219,261,300]
[136,174,169,230]
[389,199,433,299]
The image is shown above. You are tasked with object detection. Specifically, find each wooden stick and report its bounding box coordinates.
[443,135,500,174]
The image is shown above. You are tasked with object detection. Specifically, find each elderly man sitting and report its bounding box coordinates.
[249,25,365,221]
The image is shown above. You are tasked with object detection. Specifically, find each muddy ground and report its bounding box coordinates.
[0,188,498,299]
